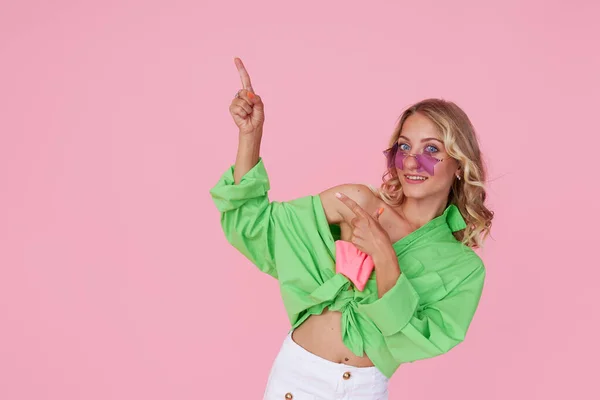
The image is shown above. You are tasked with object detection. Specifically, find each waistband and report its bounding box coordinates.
[279,330,389,385]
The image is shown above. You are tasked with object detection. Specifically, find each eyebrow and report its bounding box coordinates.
[398,135,444,144]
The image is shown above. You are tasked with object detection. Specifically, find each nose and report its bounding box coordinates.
[402,153,420,171]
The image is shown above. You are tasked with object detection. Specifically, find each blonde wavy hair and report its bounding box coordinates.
[374,98,493,248]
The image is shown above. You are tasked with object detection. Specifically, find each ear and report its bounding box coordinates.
[455,165,462,178]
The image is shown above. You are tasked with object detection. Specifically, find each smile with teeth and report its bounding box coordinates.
[405,175,428,181]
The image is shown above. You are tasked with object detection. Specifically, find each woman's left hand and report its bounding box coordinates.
[335,192,393,261]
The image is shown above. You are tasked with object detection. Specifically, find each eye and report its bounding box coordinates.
[399,143,410,151]
[424,145,439,153]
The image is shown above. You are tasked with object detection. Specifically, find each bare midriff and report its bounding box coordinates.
[291,306,375,368]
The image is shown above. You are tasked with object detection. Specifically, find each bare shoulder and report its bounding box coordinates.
[318,183,380,224]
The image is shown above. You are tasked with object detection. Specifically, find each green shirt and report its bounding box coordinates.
[209,157,486,378]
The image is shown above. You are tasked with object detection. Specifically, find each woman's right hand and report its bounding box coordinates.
[229,57,265,137]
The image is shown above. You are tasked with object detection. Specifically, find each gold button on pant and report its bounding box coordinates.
[342,371,351,380]
[284,393,293,399]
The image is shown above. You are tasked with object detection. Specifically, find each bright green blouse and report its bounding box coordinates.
[209,157,486,379]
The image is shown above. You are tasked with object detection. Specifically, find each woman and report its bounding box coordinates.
[209,58,493,400]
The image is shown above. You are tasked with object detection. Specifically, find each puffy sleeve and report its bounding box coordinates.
[208,157,317,279]
[358,256,485,364]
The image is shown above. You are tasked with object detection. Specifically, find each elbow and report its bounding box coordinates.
[221,207,268,239]
[437,330,467,356]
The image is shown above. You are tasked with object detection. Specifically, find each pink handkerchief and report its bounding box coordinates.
[335,240,375,291]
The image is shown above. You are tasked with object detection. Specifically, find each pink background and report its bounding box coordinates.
[1,0,598,399]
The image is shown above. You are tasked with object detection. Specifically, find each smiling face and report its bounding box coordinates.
[379,98,492,248]
[394,112,460,201]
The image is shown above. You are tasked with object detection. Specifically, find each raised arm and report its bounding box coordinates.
[230,57,265,183]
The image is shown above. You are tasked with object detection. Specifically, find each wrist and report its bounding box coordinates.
[237,135,261,158]
[372,246,398,268]
[238,128,263,142]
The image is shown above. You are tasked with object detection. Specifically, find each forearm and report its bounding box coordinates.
[372,248,401,298]
[234,131,262,184]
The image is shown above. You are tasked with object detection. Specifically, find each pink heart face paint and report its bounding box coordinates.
[383,143,442,176]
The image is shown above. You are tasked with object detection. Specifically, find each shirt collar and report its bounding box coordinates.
[444,203,467,232]
[392,203,467,254]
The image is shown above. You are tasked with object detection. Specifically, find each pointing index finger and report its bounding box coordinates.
[234,57,254,92]
[335,192,369,219]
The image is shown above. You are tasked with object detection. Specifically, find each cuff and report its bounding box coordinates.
[209,157,270,212]
[359,273,420,336]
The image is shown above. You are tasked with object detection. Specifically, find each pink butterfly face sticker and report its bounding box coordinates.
[383,142,443,176]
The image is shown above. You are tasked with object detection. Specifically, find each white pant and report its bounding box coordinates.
[263,330,389,400]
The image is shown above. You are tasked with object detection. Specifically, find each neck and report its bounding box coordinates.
[399,195,448,230]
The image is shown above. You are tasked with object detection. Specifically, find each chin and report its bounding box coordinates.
[398,175,429,198]
[401,188,431,200]
[402,183,454,203]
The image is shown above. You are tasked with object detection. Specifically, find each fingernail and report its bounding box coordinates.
[247,92,255,99]
[378,207,385,215]
[335,192,342,198]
